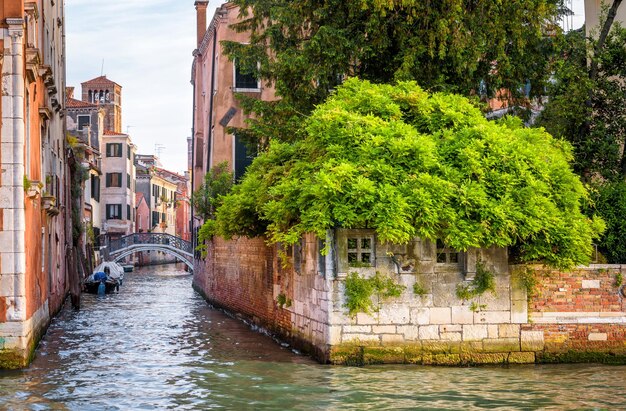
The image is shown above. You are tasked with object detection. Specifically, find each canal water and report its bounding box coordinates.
[1,263,625,410]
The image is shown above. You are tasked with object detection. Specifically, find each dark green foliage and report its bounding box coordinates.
[194,163,234,253]
[592,181,626,263]
[212,79,604,268]
[192,162,234,221]
[225,0,565,145]
[276,293,292,308]
[413,282,427,296]
[456,262,496,310]
[344,271,406,316]
[537,25,626,181]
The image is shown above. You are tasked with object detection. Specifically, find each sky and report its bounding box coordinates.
[65,0,586,175]
[66,0,222,175]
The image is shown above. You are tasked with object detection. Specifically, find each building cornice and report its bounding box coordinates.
[5,18,25,26]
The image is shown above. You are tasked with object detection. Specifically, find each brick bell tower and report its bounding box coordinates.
[80,76,123,133]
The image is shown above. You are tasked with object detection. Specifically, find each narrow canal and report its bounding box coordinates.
[1,263,625,410]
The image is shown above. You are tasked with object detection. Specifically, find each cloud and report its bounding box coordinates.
[65,0,213,174]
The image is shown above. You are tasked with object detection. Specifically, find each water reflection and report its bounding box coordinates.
[1,263,625,410]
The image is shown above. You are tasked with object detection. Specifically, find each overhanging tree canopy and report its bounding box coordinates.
[224,0,567,145]
[210,79,604,268]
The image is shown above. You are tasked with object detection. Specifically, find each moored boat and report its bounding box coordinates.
[83,262,125,294]
[83,273,119,294]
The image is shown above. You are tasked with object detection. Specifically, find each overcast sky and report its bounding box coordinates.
[65,0,586,175]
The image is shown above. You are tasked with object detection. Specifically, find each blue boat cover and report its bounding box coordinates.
[94,271,107,282]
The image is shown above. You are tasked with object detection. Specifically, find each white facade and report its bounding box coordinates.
[100,132,136,240]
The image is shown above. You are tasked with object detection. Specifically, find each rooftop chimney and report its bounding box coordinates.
[195,1,210,47]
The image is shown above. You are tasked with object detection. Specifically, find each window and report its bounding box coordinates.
[234,59,260,91]
[127,204,131,221]
[347,236,374,267]
[127,173,131,189]
[106,143,122,157]
[436,239,460,264]
[106,204,122,220]
[91,175,100,202]
[77,115,90,131]
[234,133,257,181]
[106,173,122,188]
[152,211,159,227]
[127,145,131,160]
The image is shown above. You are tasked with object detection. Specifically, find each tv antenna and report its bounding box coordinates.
[155,144,165,158]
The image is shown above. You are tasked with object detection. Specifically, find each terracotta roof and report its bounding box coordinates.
[103,130,127,136]
[81,75,121,88]
[155,167,188,181]
[66,97,97,108]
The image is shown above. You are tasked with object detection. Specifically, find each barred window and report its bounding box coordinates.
[436,239,460,264]
[347,236,374,267]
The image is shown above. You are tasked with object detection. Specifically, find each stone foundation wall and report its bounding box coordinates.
[194,232,626,365]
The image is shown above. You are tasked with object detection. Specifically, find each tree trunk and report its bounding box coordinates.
[590,0,623,82]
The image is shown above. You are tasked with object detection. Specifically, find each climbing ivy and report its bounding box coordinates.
[344,271,406,316]
[456,261,496,301]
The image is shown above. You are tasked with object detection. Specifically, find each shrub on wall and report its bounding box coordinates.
[211,79,604,269]
[344,271,406,316]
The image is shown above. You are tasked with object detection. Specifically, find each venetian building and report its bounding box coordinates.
[0,0,69,368]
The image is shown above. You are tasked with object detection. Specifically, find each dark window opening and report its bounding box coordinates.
[234,60,259,90]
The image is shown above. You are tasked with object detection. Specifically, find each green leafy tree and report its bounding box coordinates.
[210,79,604,268]
[592,181,626,263]
[192,162,233,220]
[224,0,567,145]
[537,1,626,262]
[537,24,626,180]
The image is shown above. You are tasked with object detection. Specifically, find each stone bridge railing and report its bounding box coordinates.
[106,233,194,266]
[109,233,193,255]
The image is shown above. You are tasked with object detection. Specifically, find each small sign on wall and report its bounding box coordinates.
[219,107,237,127]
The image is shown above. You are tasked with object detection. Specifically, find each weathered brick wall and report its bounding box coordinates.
[528,265,626,313]
[525,265,626,361]
[193,236,332,360]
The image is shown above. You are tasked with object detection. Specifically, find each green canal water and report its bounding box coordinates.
[1,263,625,410]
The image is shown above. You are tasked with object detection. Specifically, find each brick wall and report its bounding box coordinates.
[526,265,626,360]
[193,235,333,361]
[529,266,626,313]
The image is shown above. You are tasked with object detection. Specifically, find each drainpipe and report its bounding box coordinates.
[6,20,26,322]
[207,25,217,171]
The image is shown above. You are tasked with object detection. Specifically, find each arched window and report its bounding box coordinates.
[105,90,110,102]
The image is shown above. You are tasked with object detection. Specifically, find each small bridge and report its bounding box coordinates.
[105,233,194,270]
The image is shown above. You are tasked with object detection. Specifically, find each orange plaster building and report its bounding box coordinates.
[1,0,69,368]
[191,1,276,247]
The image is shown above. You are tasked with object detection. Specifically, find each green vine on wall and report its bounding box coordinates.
[276,292,292,309]
[413,281,427,296]
[456,261,496,311]
[615,272,623,288]
[344,271,406,316]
